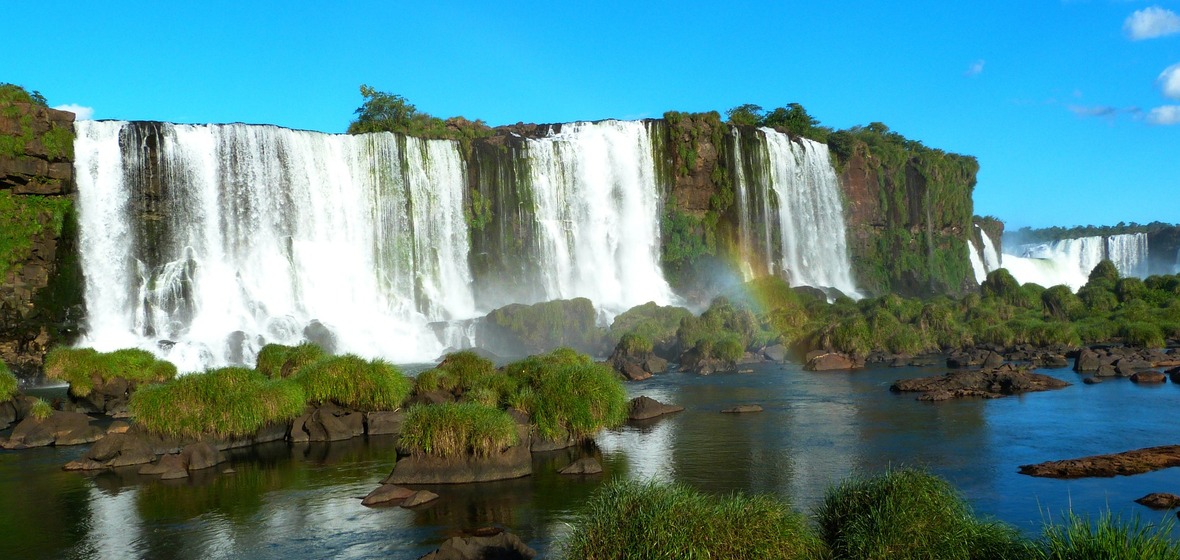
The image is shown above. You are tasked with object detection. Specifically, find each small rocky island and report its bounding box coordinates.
[890,364,1070,401]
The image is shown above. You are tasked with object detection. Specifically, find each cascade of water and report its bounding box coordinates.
[74,121,473,370]
[968,240,987,284]
[757,128,860,297]
[1105,233,1149,278]
[524,121,675,315]
[978,226,1002,272]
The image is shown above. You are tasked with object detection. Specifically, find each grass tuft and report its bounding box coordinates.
[1039,511,1180,559]
[29,398,52,420]
[561,479,823,560]
[255,342,327,379]
[398,402,518,458]
[43,347,176,397]
[292,355,410,411]
[0,361,16,401]
[129,367,305,438]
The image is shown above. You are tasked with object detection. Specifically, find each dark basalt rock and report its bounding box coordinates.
[365,410,404,436]
[361,484,415,507]
[890,365,1069,401]
[762,344,788,363]
[1135,493,1180,510]
[2,410,104,449]
[1019,445,1180,478]
[628,395,683,421]
[417,531,536,560]
[558,457,603,475]
[289,402,365,442]
[401,490,440,508]
[386,427,532,484]
[805,352,860,372]
[1130,371,1167,384]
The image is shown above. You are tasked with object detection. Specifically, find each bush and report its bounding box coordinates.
[30,398,52,420]
[0,361,16,401]
[616,332,653,356]
[607,302,692,348]
[1039,511,1180,560]
[815,468,1030,560]
[293,355,411,411]
[44,347,176,397]
[398,402,518,458]
[502,349,627,442]
[255,342,326,379]
[486,298,602,354]
[561,480,823,560]
[1119,322,1165,348]
[129,367,305,438]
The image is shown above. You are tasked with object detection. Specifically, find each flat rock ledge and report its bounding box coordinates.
[1136,493,1180,510]
[1018,445,1180,478]
[628,396,683,421]
[891,365,1069,401]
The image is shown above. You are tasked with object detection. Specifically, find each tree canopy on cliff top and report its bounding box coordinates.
[347,85,492,143]
[0,83,47,107]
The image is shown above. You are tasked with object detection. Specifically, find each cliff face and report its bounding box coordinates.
[0,103,83,378]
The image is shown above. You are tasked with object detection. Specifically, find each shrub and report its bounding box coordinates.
[503,350,627,441]
[1039,511,1180,560]
[398,402,518,458]
[561,480,823,560]
[44,347,176,397]
[0,361,16,401]
[616,332,653,356]
[129,367,305,438]
[293,355,411,411]
[255,342,326,379]
[815,468,1030,560]
[486,298,602,354]
[30,398,52,420]
[1119,322,1165,348]
[713,333,746,362]
[607,302,692,348]
[1088,259,1121,286]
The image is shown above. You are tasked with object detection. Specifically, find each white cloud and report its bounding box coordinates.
[964,59,985,77]
[1158,63,1180,99]
[1147,105,1180,125]
[1124,6,1180,40]
[52,104,93,120]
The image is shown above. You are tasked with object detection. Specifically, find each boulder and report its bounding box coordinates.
[1020,445,1180,478]
[64,431,157,470]
[417,532,537,560]
[181,441,223,471]
[1115,358,1153,377]
[1082,377,1103,385]
[721,404,763,413]
[0,399,15,430]
[530,435,579,452]
[139,453,189,479]
[361,484,415,507]
[365,410,404,436]
[762,344,788,363]
[2,410,104,449]
[1039,354,1069,369]
[1073,349,1101,372]
[628,396,683,421]
[891,367,1070,401]
[1130,371,1167,384]
[805,352,859,372]
[982,351,1005,369]
[643,356,669,374]
[386,428,532,484]
[1135,493,1180,510]
[107,421,131,434]
[1094,364,1118,377]
[558,457,603,475]
[401,490,440,508]
[290,403,366,442]
[619,362,651,382]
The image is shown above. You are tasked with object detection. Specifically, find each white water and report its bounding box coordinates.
[525,121,675,315]
[968,224,1004,284]
[968,240,987,284]
[732,128,860,297]
[979,227,1002,272]
[1002,232,1150,292]
[74,121,475,371]
[1105,233,1149,278]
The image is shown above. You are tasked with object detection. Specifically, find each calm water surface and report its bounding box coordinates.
[2,362,1178,559]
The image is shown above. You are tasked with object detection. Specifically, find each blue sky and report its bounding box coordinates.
[4,1,1177,229]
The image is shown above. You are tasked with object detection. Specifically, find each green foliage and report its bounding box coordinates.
[561,480,823,560]
[677,297,770,360]
[1008,221,1176,245]
[0,84,47,106]
[725,103,763,127]
[44,347,177,397]
[346,85,493,151]
[1039,511,1180,560]
[1042,285,1082,321]
[525,359,628,442]
[488,298,602,354]
[607,301,692,348]
[1119,322,1165,348]
[292,355,411,411]
[254,342,327,379]
[398,402,518,458]
[0,361,16,401]
[724,102,832,142]
[1089,260,1121,286]
[0,192,72,280]
[30,398,53,420]
[129,367,306,438]
[815,469,1031,560]
[616,332,653,356]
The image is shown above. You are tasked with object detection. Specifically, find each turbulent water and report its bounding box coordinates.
[1004,233,1150,291]
[731,128,859,297]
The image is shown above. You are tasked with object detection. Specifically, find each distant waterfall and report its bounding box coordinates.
[731,128,860,298]
[75,121,475,370]
[968,240,987,284]
[1003,233,1150,291]
[524,121,674,314]
[968,224,1003,284]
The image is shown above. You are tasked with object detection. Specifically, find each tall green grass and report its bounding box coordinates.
[129,367,305,438]
[505,350,628,442]
[254,342,326,379]
[29,398,52,420]
[292,355,410,411]
[561,480,823,560]
[0,361,16,401]
[814,468,1031,560]
[398,402,518,458]
[1039,511,1180,559]
[44,347,176,396]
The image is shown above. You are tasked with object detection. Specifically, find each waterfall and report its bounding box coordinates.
[1003,233,1150,292]
[979,227,1002,272]
[969,224,1003,284]
[1105,233,1149,278]
[74,121,475,371]
[523,121,675,315]
[731,128,860,298]
[968,240,987,284]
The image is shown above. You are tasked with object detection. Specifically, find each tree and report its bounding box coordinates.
[348,85,425,135]
[725,104,763,127]
[762,103,819,137]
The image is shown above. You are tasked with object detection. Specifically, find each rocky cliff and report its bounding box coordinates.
[0,100,83,378]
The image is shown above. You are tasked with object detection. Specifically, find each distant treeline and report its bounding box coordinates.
[1004,221,1179,246]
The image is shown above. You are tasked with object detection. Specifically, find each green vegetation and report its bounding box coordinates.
[129,367,305,438]
[43,347,177,397]
[486,298,602,354]
[0,83,73,161]
[677,297,777,362]
[0,192,72,281]
[254,342,326,379]
[0,361,16,401]
[606,301,692,350]
[725,102,831,142]
[562,480,823,560]
[815,468,1030,560]
[29,398,53,420]
[1040,512,1180,560]
[520,358,628,442]
[292,355,411,411]
[0,83,48,106]
[398,402,518,458]
[346,85,494,155]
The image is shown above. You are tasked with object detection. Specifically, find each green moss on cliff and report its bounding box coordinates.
[0,192,71,280]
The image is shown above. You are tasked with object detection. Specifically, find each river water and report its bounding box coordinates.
[2,361,1178,559]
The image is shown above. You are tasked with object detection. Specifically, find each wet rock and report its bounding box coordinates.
[106,420,131,434]
[417,532,536,560]
[627,396,683,421]
[1135,493,1180,510]
[644,356,669,374]
[289,403,366,442]
[762,344,788,363]
[558,457,602,475]
[1074,349,1100,372]
[1130,371,1167,384]
[1082,377,1103,385]
[530,435,579,452]
[1116,358,1153,377]
[619,361,651,381]
[1039,354,1069,368]
[65,431,157,470]
[139,453,189,479]
[891,366,1069,401]
[365,410,404,436]
[982,351,1005,369]
[1094,364,1118,377]
[361,484,415,507]
[805,352,860,372]
[1019,445,1180,478]
[721,404,763,413]
[2,410,104,449]
[401,490,440,508]
[181,441,223,471]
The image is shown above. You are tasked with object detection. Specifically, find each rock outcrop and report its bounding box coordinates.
[890,365,1069,401]
[627,395,683,421]
[1019,445,1180,478]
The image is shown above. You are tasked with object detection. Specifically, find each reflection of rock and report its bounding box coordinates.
[890,365,1069,401]
[361,484,415,507]
[558,457,602,475]
[417,531,536,560]
[1135,493,1180,510]
[628,396,683,421]
[1,410,104,449]
[1019,445,1180,478]
[721,404,763,414]
[402,490,440,508]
